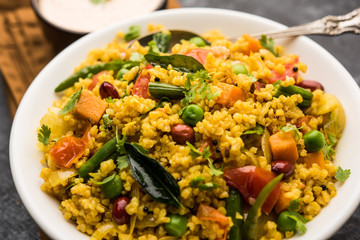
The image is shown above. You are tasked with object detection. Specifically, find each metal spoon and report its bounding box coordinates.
[129,8,360,48]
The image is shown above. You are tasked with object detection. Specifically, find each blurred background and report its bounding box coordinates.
[0,0,359,239]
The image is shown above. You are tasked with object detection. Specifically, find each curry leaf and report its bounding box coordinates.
[124,143,183,207]
[145,53,205,73]
[59,87,83,115]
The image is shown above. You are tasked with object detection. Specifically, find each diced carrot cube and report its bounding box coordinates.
[242,34,261,54]
[216,82,246,107]
[303,151,325,169]
[73,90,108,123]
[269,132,298,164]
[275,188,294,214]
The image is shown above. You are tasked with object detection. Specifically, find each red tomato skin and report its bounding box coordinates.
[224,166,281,215]
[49,129,90,168]
[268,58,299,84]
[88,71,107,90]
[184,49,210,65]
[132,64,153,98]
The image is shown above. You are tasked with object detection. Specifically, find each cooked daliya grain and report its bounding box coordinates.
[37,25,347,239]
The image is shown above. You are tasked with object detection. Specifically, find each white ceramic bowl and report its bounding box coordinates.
[10,8,360,240]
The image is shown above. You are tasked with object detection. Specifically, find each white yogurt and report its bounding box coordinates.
[38,0,165,33]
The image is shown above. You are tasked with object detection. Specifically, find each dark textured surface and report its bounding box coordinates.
[1,0,359,239]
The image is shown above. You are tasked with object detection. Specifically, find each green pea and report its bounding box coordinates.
[277,211,297,232]
[232,64,248,75]
[101,174,123,199]
[303,129,325,152]
[182,104,204,126]
[164,214,188,237]
[189,37,207,47]
[116,68,129,80]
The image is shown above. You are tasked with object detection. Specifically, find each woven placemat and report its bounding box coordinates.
[0,0,181,118]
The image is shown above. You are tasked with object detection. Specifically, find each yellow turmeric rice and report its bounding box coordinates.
[37,24,347,240]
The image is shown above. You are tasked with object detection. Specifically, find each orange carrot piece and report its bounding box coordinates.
[303,151,325,169]
[269,132,299,164]
[242,34,261,54]
[216,82,246,107]
[275,188,294,214]
[196,204,229,228]
[73,90,108,123]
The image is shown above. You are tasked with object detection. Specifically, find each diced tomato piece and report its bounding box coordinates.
[88,71,107,90]
[224,166,281,215]
[49,128,90,168]
[184,48,210,65]
[268,58,299,84]
[132,64,153,98]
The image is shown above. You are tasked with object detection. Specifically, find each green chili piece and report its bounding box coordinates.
[78,137,117,179]
[101,174,123,199]
[148,82,185,100]
[164,214,188,237]
[273,81,313,109]
[242,174,283,240]
[226,188,243,240]
[55,60,124,92]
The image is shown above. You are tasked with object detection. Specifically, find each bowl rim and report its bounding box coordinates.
[10,7,360,240]
[30,0,168,35]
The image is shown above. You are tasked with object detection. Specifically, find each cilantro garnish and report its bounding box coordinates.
[116,155,129,170]
[335,166,351,182]
[287,199,309,234]
[181,70,218,106]
[102,114,113,126]
[280,124,302,138]
[323,133,336,159]
[116,132,127,155]
[38,124,51,145]
[260,35,279,57]
[190,176,205,187]
[105,96,115,103]
[186,142,223,176]
[59,87,82,115]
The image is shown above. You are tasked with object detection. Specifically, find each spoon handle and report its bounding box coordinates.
[240,8,360,40]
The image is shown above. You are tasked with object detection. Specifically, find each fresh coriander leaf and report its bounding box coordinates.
[181,70,218,106]
[186,142,203,158]
[323,133,337,159]
[335,166,351,182]
[202,146,212,160]
[116,155,129,170]
[260,35,279,57]
[208,159,223,176]
[124,25,141,42]
[280,124,302,138]
[38,124,51,145]
[190,176,205,187]
[105,96,115,103]
[242,124,265,135]
[288,214,307,234]
[148,40,160,55]
[59,87,83,115]
[116,132,127,155]
[102,114,113,126]
[288,199,301,212]
[198,182,219,191]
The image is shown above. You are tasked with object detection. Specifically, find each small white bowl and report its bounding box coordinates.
[10,8,360,240]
